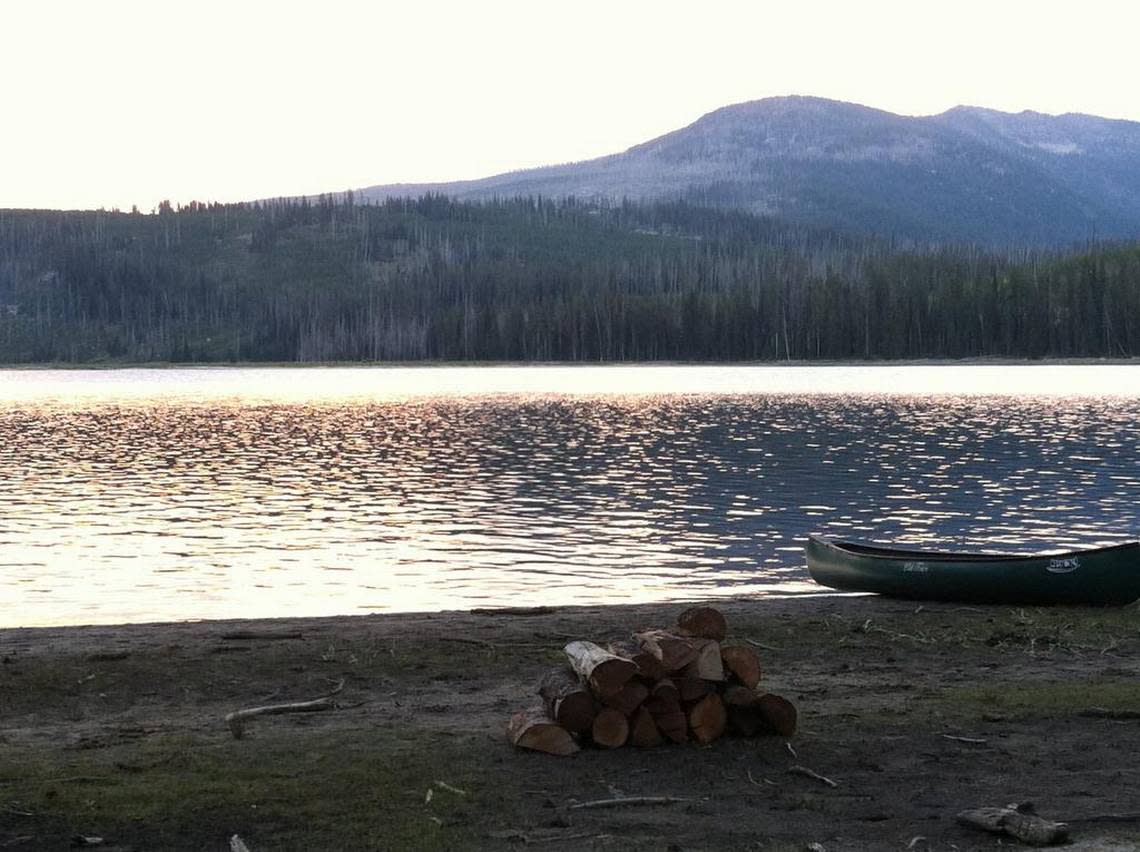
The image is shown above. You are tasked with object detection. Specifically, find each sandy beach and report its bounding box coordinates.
[2,596,1138,850]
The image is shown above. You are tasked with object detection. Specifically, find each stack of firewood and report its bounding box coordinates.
[506,606,797,755]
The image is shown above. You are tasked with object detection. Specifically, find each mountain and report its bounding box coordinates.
[356,97,1140,246]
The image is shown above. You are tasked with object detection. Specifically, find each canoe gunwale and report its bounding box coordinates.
[810,536,1140,564]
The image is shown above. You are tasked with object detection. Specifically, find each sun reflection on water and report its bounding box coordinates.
[0,365,1137,626]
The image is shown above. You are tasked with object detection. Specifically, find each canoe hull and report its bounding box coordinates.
[805,537,1140,606]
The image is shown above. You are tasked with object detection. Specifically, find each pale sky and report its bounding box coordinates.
[4,0,1139,211]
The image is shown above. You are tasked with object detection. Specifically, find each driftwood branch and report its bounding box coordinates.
[568,796,693,810]
[788,765,838,787]
[956,803,1068,846]
[225,680,344,739]
[470,606,558,616]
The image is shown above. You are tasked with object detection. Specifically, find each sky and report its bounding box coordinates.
[4,0,1140,211]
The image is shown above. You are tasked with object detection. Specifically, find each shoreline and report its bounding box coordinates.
[1,356,1136,371]
[3,596,1138,850]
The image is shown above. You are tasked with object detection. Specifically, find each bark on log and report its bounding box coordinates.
[591,707,630,749]
[633,630,698,672]
[756,693,797,737]
[538,667,597,735]
[687,693,727,744]
[956,804,1069,845]
[607,640,667,681]
[629,707,664,747]
[720,645,762,689]
[506,706,580,756]
[602,680,650,717]
[564,640,637,697]
[683,639,724,681]
[676,607,727,641]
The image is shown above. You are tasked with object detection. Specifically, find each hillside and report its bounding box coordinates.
[357,97,1140,246]
[1,197,1137,363]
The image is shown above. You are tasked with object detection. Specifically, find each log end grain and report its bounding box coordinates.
[756,693,797,737]
[591,707,630,749]
[507,708,580,756]
[687,693,727,745]
[676,606,727,641]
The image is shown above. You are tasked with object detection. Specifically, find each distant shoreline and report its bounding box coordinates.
[2,356,1136,370]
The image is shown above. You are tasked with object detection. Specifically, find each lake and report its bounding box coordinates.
[1,364,1137,627]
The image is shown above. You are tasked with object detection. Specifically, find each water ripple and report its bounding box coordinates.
[1,369,1138,625]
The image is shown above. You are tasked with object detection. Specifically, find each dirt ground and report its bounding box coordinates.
[2,596,1139,851]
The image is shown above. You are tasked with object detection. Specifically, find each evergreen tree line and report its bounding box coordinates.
[0,195,1136,363]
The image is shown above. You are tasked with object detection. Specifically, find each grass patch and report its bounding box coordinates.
[947,679,1140,719]
[1,728,491,851]
[733,604,1140,657]
[0,633,555,720]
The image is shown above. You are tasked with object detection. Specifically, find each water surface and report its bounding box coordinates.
[1,365,1137,626]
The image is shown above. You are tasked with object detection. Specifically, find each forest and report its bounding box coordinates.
[0,195,1137,363]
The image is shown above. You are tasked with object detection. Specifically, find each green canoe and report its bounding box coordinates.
[806,536,1140,606]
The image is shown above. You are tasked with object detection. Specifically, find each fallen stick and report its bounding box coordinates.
[942,734,987,744]
[956,803,1068,845]
[225,680,344,739]
[745,638,780,652]
[470,606,557,616]
[788,765,838,788]
[434,780,468,796]
[489,830,610,845]
[220,630,303,641]
[1078,707,1140,720]
[568,796,693,810]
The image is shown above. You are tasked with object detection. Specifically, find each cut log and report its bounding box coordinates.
[564,640,637,697]
[721,684,757,706]
[650,679,680,706]
[683,639,724,681]
[602,680,650,717]
[591,707,630,749]
[633,630,698,672]
[655,709,688,743]
[643,680,681,717]
[720,645,762,689]
[607,640,667,681]
[721,684,762,736]
[629,707,664,747]
[538,667,597,735]
[756,693,797,737]
[676,675,710,703]
[506,707,580,756]
[957,804,1069,845]
[687,693,727,744]
[676,606,727,641]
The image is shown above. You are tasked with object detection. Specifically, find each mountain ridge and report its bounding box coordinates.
[354,96,1140,246]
